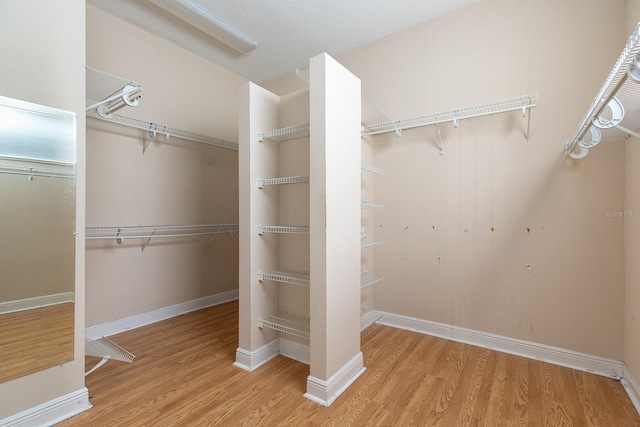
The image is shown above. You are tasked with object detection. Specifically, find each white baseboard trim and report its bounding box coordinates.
[234,338,310,371]
[85,289,239,339]
[304,352,366,407]
[360,310,382,332]
[234,339,280,372]
[279,338,310,365]
[0,292,75,315]
[0,387,90,427]
[376,310,624,380]
[622,363,640,415]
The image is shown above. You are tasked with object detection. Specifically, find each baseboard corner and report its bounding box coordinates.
[622,363,640,415]
[304,352,365,406]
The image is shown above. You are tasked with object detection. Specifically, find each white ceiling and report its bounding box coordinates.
[88,0,479,83]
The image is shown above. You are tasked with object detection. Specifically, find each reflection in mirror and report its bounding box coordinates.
[0,96,76,383]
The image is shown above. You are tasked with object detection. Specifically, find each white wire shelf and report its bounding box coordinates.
[361,94,538,137]
[361,162,383,174]
[361,271,384,289]
[0,163,76,180]
[361,236,384,250]
[565,22,640,159]
[258,270,310,287]
[258,312,310,339]
[257,225,310,235]
[258,123,310,142]
[85,223,239,253]
[257,175,310,188]
[84,336,135,376]
[361,201,384,210]
[87,109,238,152]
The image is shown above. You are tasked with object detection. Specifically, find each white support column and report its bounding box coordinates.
[306,53,364,405]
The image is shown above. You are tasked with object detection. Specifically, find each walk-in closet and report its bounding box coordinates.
[2,0,640,425]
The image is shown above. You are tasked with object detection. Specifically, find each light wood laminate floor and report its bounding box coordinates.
[59,301,640,426]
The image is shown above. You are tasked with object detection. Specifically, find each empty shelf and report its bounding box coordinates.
[361,271,384,289]
[258,270,310,287]
[361,237,384,250]
[257,225,310,234]
[257,175,310,188]
[258,123,310,142]
[360,162,383,174]
[258,312,310,339]
[361,201,384,210]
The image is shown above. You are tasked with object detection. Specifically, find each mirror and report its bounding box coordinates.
[0,95,76,383]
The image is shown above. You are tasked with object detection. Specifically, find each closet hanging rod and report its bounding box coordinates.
[564,22,640,159]
[361,94,538,137]
[0,163,76,180]
[86,110,238,152]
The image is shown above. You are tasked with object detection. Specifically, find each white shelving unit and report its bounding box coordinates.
[360,162,384,329]
[237,53,363,406]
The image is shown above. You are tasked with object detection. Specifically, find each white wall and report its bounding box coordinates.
[0,0,86,419]
[85,5,245,327]
[329,0,628,359]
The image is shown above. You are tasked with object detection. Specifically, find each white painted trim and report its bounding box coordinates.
[0,292,75,315]
[360,310,382,332]
[622,363,640,415]
[376,310,624,379]
[304,352,366,406]
[279,338,310,365]
[234,338,310,371]
[0,387,90,426]
[234,339,279,372]
[85,289,238,339]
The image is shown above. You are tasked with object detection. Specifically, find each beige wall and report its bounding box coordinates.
[0,0,86,419]
[625,0,640,385]
[85,6,245,326]
[331,0,629,359]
